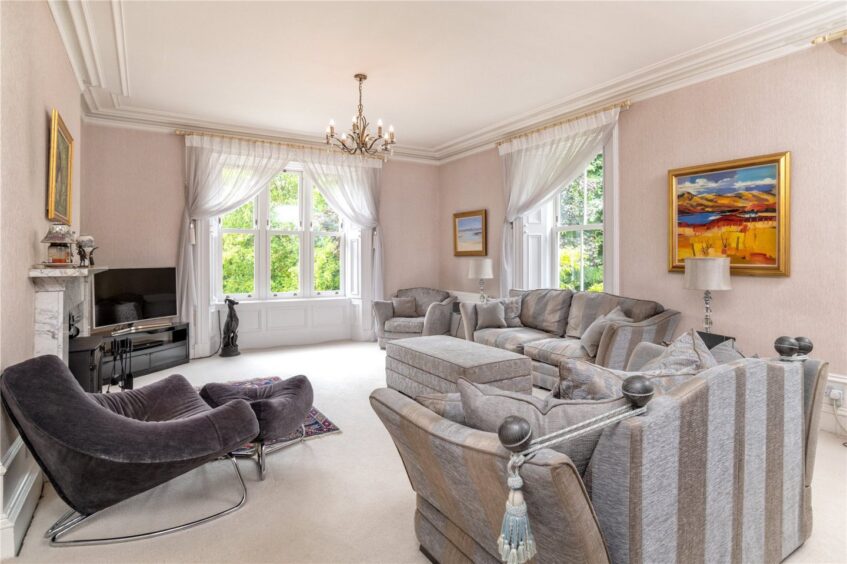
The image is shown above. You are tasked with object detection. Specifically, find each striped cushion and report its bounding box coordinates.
[473,327,553,354]
[559,358,699,400]
[518,289,572,336]
[566,291,663,338]
[524,337,591,366]
[642,329,717,372]
[385,316,426,333]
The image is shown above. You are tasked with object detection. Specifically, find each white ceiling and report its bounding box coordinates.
[55,1,846,161]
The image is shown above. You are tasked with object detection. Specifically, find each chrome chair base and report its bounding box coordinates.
[235,424,307,480]
[45,456,247,547]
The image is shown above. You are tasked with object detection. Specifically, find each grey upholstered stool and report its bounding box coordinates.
[200,376,314,479]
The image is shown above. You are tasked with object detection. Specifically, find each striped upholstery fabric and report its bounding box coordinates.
[594,309,681,370]
[384,316,425,333]
[587,358,807,564]
[518,289,573,335]
[370,388,611,564]
[524,337,591,365]
[396,287,451,317]
[566,292,663,338]
[473,327,554,354]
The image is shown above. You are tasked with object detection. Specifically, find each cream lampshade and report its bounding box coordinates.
[684,257,731,333]
[468,258,494,302]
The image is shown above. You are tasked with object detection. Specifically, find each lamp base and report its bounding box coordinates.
[478,279,487,303]
[702,290,713,333]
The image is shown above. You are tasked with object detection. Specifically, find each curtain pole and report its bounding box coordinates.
[496,100,630,147]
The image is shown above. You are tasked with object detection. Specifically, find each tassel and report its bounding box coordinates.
[497,460,537,564]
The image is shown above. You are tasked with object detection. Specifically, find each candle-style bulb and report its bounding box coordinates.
[377,119,383,127]
[329,118,335,126]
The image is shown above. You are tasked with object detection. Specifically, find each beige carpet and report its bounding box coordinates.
[9,341,847,563]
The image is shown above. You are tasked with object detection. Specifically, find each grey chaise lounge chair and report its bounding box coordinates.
[0,355,259,546]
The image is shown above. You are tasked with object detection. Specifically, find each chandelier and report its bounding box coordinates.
[325,74,395,158]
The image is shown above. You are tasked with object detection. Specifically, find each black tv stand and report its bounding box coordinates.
[100,322,190,383]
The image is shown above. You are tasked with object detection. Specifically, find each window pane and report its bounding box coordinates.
[270,235,300,294]
[585,153,604,224]
[312,188,340,232]
[559,177,584,226]
[558,231,581,290]
[222,233,254,294]
[313,235,341,292]
[269,172,300,230]
[221,200,254,229]
[583,229,604,292]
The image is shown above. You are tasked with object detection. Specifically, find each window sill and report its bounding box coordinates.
[211,296,349,308]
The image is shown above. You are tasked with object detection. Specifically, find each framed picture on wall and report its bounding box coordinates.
[47,108,74,224]
[668,151,790,276]
[453,209,487,256]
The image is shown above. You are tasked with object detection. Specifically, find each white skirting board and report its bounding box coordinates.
[0,437,43,558]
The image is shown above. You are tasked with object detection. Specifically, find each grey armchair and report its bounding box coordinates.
[0,355,259,546]
[374,287,457,348]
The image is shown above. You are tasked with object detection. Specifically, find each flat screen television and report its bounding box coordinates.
[93,267,177,329]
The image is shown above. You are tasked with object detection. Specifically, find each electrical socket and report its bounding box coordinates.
[826,384,844,409]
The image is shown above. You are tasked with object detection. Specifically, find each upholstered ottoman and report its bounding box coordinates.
[201,376,313,479]
[385,335,532,398]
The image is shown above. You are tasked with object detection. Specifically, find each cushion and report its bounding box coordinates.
[476,301,507,330]
[473,327,553,354]
[518,289,572,336]
[523,337,590,366]
[384,316,425,334]
[641,329,717,372]
[396,288,450,316]
[500,297,523,328]
[416,392,465,425]
[458,379,627,475]
[566,292,662,338]
[710,339,745,364]
[579,306,632,357]
[559,359,699,401]
[392,297,417,318]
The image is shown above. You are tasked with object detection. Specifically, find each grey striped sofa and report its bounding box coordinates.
[374,288,457,349]
[460,289,681,389]
[370,357,829,564]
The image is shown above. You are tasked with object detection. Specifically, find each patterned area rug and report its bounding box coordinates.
[203,376,341,448]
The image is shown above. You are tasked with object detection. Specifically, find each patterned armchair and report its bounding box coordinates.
[373,287,457,348]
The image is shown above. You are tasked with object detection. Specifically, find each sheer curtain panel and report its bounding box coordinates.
[498,108,620,297]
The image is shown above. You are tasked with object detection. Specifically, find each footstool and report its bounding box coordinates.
[385,335,532,398]
[200,375,313,479]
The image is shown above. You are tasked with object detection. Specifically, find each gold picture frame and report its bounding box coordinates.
[668,152,790,276]
[453,209,487,256]
[47,108,74,224]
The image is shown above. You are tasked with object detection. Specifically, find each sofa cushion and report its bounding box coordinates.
[415,392,465,425]
[566,292,663,338]
[385,316,426,334]
[476,301,506,330]
[396,287,450,316]
[392,297,417,318]
[518,289,572,336]
[500,297,523,327]
[474,327,553,354]
[641,329,717,372]
[458,379,627,475]
[559,359,700,401]
[710,339,746,364]
[524,337,591,366]
[579,306,632,357]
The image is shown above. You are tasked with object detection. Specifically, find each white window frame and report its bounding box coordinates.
[213,166,346,302]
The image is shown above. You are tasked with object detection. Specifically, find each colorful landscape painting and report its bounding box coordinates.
[669,153,789,275]
[453,209,487,256]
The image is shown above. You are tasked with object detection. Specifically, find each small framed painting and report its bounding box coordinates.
[668,152,790,276]
[47,108,74,224]
[453,209,487,256]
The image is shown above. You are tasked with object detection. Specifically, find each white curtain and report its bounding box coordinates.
[302,149,384,301]
[498,108,620,296]
[177,135,298,329]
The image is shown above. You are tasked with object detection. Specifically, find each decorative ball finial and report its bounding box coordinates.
[622,375,654,408]
[795,336,813,355]
[774,336,799,357]
[498,416,533,453]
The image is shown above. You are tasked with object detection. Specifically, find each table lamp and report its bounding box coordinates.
[468,258,494,303]
[684,257,732,333]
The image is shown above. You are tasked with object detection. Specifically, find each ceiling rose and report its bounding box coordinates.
[325,74,395,159]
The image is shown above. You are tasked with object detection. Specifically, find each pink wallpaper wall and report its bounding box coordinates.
[380,160,441,297]
[437,148,506,296]
[80,124,185,267]
[1,0,82,452]
[618,43,846,372]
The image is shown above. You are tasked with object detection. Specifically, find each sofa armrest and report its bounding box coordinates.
[370,387,610,564]
[458,302,478,341]
[422,301,454,336]
[594,309,681,370]
[372,300,394,339]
